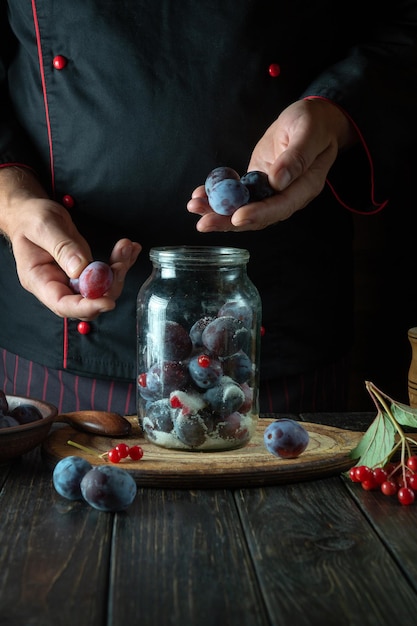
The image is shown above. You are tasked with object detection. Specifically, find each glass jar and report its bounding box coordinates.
[136,246,262,451]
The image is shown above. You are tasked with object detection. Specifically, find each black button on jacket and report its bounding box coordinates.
[0,0,416,382]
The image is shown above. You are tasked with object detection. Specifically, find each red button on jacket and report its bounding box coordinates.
[268,63,281,78]
[77,321,91,335]
[52,55,67,70]
[62,194,75,208]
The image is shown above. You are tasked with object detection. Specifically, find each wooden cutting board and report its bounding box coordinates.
[41,416,363,488]
[42,417,363,489]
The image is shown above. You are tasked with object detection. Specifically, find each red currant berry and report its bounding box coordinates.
[407,474,417,491]
[115,443,130,459]
[138,373,147,388]
[197,354,211,368]
[129,445,143,461]
[407,455,417,472]
[349,467,361,482]
[170,395,183,409]
[381,480,397,496]
[108,448,121,463]
[355,465,372,483]
[372,467,388,485]
[361,477,378,491]
[398,486,415,505]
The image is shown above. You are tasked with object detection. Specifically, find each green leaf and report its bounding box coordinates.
[350,409,396,468]
[391,402,417,428]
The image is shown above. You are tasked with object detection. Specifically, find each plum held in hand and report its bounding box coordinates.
[77,261,113,299]
[207,179,250,216]
[204,166,240,195]
[204,166,275,216]
[264,419,309,459]
[240,171,275,202]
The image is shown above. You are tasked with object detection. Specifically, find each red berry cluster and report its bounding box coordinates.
[349,455,417,505]
[105,443,144,464]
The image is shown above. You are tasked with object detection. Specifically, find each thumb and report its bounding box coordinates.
[268,147,308,192]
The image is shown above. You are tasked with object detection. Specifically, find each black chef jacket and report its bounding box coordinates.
[0,0,416,383]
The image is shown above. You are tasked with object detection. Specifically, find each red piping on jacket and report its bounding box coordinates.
[304,96,389,215]
[31,1,69,368]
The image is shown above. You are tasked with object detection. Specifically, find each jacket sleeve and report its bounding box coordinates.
[301,0,417,213]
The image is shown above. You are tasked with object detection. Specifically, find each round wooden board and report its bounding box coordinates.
[41,417,363,488]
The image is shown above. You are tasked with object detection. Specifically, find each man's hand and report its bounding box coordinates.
[187,98,357,232]
[0,167,141,319]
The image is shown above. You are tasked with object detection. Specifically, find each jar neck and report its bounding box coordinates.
[149,246,250,270]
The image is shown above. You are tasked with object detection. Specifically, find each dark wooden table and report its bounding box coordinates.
[2,413,417,626]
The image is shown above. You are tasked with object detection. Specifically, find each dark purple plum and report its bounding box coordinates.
[145,398,175,433]
[0,415,20,428]
[162,321,192,361]
[189,316,215,348]
[188,354,223,389]
[9,403,43,425]
[202,316,249,357]
[174,414,207,448]
[217,301,253,329]
[203,376,245,417]
[80,466,137,512]
[0,390,9,414]
[240,170,275,202]
[218,412,249,441]
[144,361,190,398]
[221,350,252,384]
[264,419,309,459]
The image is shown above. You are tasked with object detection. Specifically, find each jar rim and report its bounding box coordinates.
[149,246,250,265]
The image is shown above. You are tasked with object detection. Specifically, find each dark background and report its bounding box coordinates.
[348,161,416,410]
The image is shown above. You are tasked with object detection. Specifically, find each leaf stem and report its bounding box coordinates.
[67,439,106,460]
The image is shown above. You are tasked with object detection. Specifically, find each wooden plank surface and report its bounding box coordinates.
[0,449,112,626]
[41,418,363,488]
[344,476,417,593]
[3,413,417,626]
[108,488,269,626]
[235,478,417,626]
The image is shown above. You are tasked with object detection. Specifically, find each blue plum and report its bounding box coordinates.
[53,456,93,500]
[188,354,223,389]
[205,166,240,195]
[264,419,309,459]
[203,376,245,417]
[80,466,137,512]
[207,179,250,216]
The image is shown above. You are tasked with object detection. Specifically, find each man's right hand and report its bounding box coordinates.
[0,167,141,320]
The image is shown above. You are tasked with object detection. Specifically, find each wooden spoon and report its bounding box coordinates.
[57,411,132,437]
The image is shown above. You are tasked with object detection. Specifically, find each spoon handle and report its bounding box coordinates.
[58,411,132,437]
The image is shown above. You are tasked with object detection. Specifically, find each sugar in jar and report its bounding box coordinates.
[136,246,262,451]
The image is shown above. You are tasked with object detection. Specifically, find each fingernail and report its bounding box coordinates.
[67,255,83,275]
[121,244,133,259]
[276,168,292,190]
[232,219,253,227]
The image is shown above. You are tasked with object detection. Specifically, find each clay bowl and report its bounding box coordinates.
[0,395,132,463]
